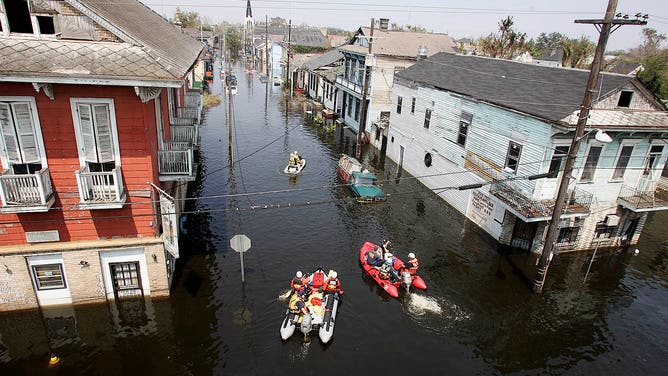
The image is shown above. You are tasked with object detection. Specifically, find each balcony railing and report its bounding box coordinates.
[171,116,196,126]
[170,125,199,146]
[75,166,125,209]
[617,184,668,212]
[490,181,593,221]
[159,142,194,181]
[335,76,365,95]
[0,168,55,213]
[176,106,198,121]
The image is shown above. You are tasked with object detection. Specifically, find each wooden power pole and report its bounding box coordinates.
[532,0,646,293]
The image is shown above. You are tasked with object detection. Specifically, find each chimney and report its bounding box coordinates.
[417,45,428,61]
[379,18,389,30]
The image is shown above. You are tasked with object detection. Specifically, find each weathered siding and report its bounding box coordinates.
[0,83,161,246]
[594,83,658,111]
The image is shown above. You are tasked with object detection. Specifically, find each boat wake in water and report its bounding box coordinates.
[403,293,471,333]
[278,289,292,301]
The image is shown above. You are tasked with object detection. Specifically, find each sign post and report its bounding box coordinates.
[230,234,251,282]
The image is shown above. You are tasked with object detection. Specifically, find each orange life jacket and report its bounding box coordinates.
[291,277,304,291]
[405,258,419,275]
[324,278,340,292]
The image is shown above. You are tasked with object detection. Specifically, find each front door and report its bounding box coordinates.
[511,220,538,252]
[110,262,143,299]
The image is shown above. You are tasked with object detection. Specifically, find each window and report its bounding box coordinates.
[347,95,353,117]
[32,264,66,290]
[458,111,472,147]
[411,97,416,114]
[643,145,664,176]
[5,0,33,33]
[594,221,617,240]
[617,91,633,108]
[557,226,580,244]
[0,98,45,174]
[424,108,432,129]
[110,262,143,298]
[504,142,522,174]
[612,145,634,180]
[354,99,361,121]
[580,146,602,182]
[36,16,56,35]
[71,99,120,171]
[396,96,402,114]
[548,146,570,177]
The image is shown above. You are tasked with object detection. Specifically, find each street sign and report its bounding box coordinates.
[230,234,251,283]
[230,234,251,253]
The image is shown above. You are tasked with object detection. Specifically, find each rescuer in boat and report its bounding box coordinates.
[291,271,308,292]
[365,240,392,267]
[382,253,401,282]
[403,253,419,275]
[323,271,344,296]
[288,151,303,167]
[288,290,310,315]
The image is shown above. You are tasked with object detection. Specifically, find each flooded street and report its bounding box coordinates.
[1,60,667,375]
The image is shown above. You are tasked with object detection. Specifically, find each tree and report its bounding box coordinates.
[533,32,566,57]
[225,27,242,56]
[174,8,200,28]
[477,16,528,59]
[630,28,667,60]
[561,36,595,68]
[637,54,668,99]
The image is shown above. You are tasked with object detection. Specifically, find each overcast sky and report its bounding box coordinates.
[146,0,668,51]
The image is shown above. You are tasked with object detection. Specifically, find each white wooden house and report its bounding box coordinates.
[386,52,668,253]
[335,22,457,150]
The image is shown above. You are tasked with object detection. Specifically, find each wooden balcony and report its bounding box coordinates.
[184,91,202,123]
[0,168,55,213]
[490,181,592,222]
[159,142,196,181]
[170,125,199,147]
[617,184,668,212]
[75,167,126,209]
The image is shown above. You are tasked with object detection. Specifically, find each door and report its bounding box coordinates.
[109,262,143,299]
[510,220,538,252]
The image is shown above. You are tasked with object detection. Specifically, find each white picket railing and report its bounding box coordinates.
[158,146,193,176]
[75,167,124,203]
[170,125,199,145]
[0,168,53,206]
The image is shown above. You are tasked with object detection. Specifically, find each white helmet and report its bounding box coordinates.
[293,151,298,154]
[330,271,337,279]
[296,271,303,278]
[408,252,415,259]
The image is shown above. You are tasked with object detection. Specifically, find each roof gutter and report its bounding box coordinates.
[0,75,184,88]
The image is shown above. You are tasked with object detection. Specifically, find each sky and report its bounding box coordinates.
[146,0,668,51]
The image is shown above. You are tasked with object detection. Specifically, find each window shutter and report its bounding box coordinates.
[92,104,114,163]
[77,104,98,162]
[13,103,41,163]
[0,103,21,163]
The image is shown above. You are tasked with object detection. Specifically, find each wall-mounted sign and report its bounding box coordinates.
[26,230,60,243]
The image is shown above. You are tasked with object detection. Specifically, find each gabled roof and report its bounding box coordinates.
[340,27,456,58]
[302,50,344,71]
[0,0,202,86]
[395,52,664,123]
[253,27,328,48]
[535,48,564,62]
[607,60,643,75]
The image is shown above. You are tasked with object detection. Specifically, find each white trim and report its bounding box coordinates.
[27,254,72,306]
[69,97,121,167]
[0,96,48,169]
[99,248,151,299]
[608,141,638,183]
[0,76,184,88]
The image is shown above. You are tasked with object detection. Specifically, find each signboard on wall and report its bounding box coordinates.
[160,193,179,258]
[26,230,60,243]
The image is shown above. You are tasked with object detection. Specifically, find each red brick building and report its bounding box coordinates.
[0,0,203,311]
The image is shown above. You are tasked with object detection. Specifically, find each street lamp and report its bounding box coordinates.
[578,128,613,143]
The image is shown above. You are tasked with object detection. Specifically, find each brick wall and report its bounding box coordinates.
[0,255,39,311]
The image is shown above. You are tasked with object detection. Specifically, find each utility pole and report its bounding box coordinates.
[532,0,646,293]
[355,18,374,159]
[286,20,292,95]
[265,15,270,77]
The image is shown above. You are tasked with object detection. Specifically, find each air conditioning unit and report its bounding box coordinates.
[604,214,621,226]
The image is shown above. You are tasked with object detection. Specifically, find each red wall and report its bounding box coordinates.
[0,83,162,245]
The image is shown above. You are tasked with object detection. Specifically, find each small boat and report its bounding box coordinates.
[358,242,426,298]
[259,74,268,83]
[284,158,306,175]
[280,268,341,344]
[229,85,238,95]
